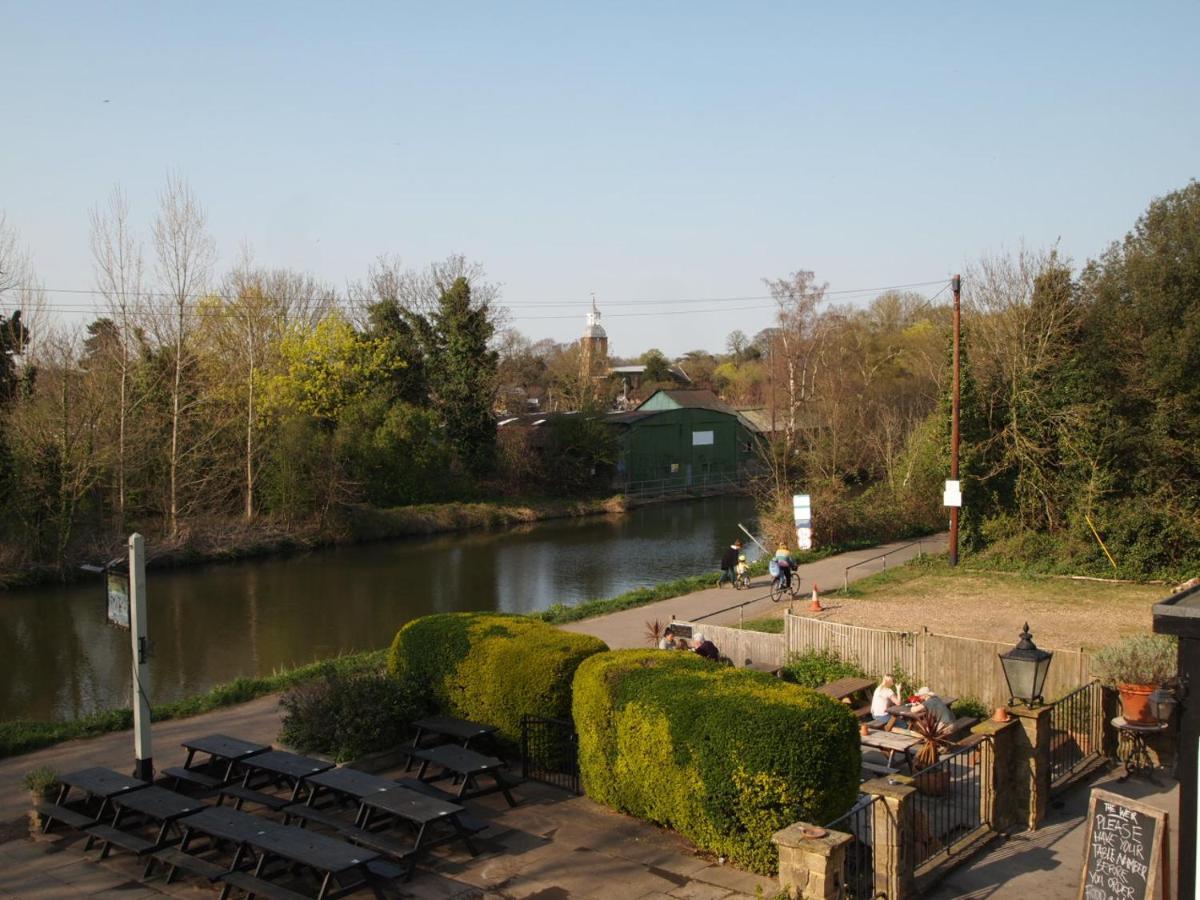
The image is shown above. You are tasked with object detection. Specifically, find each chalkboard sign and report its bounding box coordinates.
[1078,789,1169,900]
[669,624,694,639]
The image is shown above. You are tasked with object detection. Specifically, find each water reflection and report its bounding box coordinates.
[0,495,757,721]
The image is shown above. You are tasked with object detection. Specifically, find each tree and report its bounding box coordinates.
[640,348,672,384]
[151,174,215,536]
[764,270,831,446]
[427,277,499,477]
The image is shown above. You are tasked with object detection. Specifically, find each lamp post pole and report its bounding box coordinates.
[128,533,152,781]
[950,274,962,567]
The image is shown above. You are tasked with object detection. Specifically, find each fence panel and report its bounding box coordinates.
[826,794,883,900]
[520,715,581,795]
[673,622,788,669]
[922,632,1091,709]
[910,738,992,874]
[786,615,920,681]
[1049,680,1103,792]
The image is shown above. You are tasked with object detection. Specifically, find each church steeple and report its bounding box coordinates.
[580,294,608,381]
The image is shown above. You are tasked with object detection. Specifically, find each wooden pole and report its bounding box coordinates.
[129,533,153,780]
[950,274,962,567]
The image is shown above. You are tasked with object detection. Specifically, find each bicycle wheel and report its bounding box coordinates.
[790,577,803,599]
[770,576,786,603]
[734,574,747,591]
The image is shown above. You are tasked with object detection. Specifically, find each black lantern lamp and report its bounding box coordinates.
[1149,685,1179,725]
[999,622,1054,707]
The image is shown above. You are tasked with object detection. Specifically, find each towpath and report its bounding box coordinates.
[564,533,945,648]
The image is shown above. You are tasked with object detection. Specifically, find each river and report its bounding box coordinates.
[0,495,758,722]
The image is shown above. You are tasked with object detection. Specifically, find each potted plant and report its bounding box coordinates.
[23,766,61,835]
[1091,634,1177,724]
[910,712,955,796]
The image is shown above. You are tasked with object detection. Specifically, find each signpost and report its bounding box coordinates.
[793,493,812,551]
[943,479,962,509]
[1078,788,1169,900]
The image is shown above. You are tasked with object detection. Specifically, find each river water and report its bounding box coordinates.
[0,495,757,722]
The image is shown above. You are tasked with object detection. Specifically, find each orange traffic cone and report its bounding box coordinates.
[809,583,822,612]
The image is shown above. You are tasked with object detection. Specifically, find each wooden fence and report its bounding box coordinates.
[676,614,1092,708]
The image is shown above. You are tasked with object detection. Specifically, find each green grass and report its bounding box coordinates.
[533,547,840,625]
[0,650,386,760]
[739,617,785,634]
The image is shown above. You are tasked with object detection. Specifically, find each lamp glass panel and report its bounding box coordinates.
[1001,657,1035,702]
[1031,654,1053,701]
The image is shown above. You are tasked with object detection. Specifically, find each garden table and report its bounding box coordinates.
[57,767,151,820]
[237,749,334,802]
[404,715,498,770]
[881,696,958,731]
[412,744,519,806]
[108,785,207,847]
[859,730,921,772]
[816,676,875,701]
[179,734,269,782]
[357,785,478,859]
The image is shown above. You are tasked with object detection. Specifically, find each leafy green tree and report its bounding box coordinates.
[640,348,672,384]
[426,277,498,477]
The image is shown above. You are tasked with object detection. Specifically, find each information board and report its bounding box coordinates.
[1078,789,1168,900]
[106,572,130,630]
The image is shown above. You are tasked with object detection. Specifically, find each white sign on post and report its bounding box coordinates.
[793,493,813,551]
[106,572,130,629]
[943,480,962,508]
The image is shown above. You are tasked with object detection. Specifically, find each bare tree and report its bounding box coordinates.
[89,185,145,527]
[152,174,215,536]
[763,270,831,447]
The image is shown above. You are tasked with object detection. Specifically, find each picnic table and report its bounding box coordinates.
[57,767,151,819]
[860,729,922,772]
[404,715,498,769]
[174,734,269,786]
[237,749,334,802]
[358,786,479,859]
[882,696,958,731]
[816,677,875,702]
[412,745,519,806]
[178,805,379,900]
[108,785,207,848]
[744,661,783,677]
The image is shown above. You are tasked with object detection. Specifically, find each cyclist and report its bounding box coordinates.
[734,554,750,588]
[773,545,796,591]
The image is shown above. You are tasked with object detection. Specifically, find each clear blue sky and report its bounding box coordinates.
[2,2,1197,356]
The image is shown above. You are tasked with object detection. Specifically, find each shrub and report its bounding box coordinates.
[280,665,419,763]
[780,649,867,688]
[387,612,608,744]
[951,697,989,720]
[23,766,60,798]
[573,649,860,874]
[1091,634,1178,686]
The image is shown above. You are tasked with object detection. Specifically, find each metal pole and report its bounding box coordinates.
[128,533,153,781]
[737,523,769,555]
[949,274,962,567]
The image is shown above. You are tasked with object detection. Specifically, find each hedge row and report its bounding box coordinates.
[387,612,608,744]
[572,650,860,874]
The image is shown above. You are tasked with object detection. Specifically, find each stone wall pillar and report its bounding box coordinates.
[970,718,1021,832]
[862,776,917,899]
[1009,704,1054,830]
[772,823,853,900]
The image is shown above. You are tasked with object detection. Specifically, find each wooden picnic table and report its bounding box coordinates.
[108,785,207,848]
[180,734,269,781]
[358,786,478,859]
[744,661,783,677]
[179,805,378,900]
[882,696,959,730]
[412,745,519,807]
[860,729,922,772]
[816,677,875,702]
[238,749,334,802]
[404,715,498,769]
[58,767,151,819]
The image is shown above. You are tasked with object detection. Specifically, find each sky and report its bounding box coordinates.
[1,1,1198,356]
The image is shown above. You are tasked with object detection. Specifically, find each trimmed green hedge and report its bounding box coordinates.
[387,612,608,744]
[573,649,860,874]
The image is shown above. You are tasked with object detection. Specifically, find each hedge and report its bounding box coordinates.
[387,612,608,744]
[572,649,860,874]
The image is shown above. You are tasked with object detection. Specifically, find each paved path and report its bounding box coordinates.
[564,533,946,648]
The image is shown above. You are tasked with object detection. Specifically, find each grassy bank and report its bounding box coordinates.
[0,650,385,760]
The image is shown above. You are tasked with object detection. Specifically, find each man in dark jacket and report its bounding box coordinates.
[693,633,721,661]
[718,539,743,587]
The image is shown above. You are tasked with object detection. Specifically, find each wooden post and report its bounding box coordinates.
[129,533,152,781]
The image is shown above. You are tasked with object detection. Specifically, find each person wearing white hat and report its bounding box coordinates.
[912,686,954,729]
[692,632,720,661]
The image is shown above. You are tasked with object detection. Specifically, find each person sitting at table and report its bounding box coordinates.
[658,625,675,650]
[911,686,954,729]
[692,632,720,661]
[870,675,903,728]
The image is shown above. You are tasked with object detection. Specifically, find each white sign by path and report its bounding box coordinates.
[793,493,812,550]
[943,480,962,508]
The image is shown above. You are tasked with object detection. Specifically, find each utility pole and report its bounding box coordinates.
[128,533,153,780]
[949,274,962,567]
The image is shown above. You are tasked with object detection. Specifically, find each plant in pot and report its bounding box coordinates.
[910,712,955,795]
[23,766,61,835]
[1092,634,1178,725]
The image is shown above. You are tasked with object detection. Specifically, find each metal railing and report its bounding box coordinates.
[520,715,581,795]
[1048,680,1103,792]
[826,794,884,899]
[842,538,929,591]
[910,737,992,872]
[621,471,747,497]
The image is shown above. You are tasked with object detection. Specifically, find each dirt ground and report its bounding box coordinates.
[768,565,1167,652]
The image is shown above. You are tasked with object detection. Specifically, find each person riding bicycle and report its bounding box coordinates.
[773,545,796,590]
[735,554,750,585]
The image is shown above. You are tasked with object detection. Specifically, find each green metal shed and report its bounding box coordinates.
[607,390,760,494]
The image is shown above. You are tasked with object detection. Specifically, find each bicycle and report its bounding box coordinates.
[733,570,751,590]
[769,568,800,603]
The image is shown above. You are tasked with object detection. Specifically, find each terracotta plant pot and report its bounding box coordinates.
[860,724,871,736]
[993,707,1010,723]
[1117,683,1158,724]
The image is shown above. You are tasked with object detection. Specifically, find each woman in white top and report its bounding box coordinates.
[869,676,902,727]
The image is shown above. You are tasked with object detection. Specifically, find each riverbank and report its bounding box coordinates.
[1,489,751,590]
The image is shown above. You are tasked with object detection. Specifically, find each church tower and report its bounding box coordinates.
[580,296,608,381]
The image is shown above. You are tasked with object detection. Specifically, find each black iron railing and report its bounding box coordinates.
[520,715,581,795]
[909,737,991,872]
[1048,680,1103,791]
[826,794,883,899]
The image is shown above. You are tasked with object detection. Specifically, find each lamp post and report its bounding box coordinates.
[999,623,1054,707]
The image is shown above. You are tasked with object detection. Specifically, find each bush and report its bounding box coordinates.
[780,649,867,689]
[951,697,989,719]
[279,665,419,763]
[23,765,60,798]
[1091,634,1178,686]
[387,613,608,744]
[573,649,860,874]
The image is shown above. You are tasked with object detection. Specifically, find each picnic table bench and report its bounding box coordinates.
[92,786,207,866]
[879,696,959,731]
[412,745,519,806]
[222,749,334,810]
[743,661,782,677]
[404,715,498,769]
[860,729,922,773]
[166,734,270,792]
[816,676,875,702]
[39,767,151,835]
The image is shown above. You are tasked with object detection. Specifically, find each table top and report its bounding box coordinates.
[414,744,503,774]
[182,734,269,761]
[243,749,334,780]
[358,786,464,825]
[816,677,875,700]
[1111,716,1170,733]
[413,715,498,741]
[861,730,922,751]
[305,767,398,799]
[886,696,959,719]
[744,662,782,675]
[183,807,378,872]
[61,767,151,800]
[112,786,207,821]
